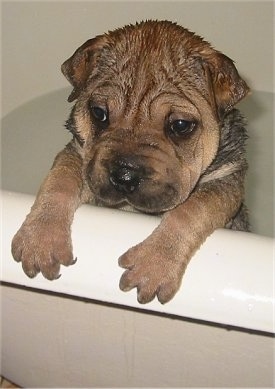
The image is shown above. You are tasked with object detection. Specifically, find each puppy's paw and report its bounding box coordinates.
[11,218,75,280]
[118,238,186,304]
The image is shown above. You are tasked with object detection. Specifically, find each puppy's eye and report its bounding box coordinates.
[90,106,108,123]
[168,119,196,137]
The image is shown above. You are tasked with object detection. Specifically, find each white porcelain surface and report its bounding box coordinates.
[2,190,274,333]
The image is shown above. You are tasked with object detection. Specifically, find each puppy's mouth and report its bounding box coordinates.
[87,156,185,213]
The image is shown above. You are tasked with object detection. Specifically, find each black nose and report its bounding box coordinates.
[109,159,141,194]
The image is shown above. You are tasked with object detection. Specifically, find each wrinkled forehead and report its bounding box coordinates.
[86,44,209,117]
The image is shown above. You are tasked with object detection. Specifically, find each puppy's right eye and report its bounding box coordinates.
[90,106,108,123]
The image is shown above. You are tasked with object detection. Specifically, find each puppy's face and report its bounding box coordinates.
[62,21,249,213]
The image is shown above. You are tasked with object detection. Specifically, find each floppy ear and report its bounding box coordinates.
[201,52,250,118]
[61,35,108,102]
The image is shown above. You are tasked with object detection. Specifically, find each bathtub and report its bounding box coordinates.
[1,89,274,387]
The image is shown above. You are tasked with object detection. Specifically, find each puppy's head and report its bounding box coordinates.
[62,20,249,213]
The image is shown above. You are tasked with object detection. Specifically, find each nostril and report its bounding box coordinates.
[110,166,141,194]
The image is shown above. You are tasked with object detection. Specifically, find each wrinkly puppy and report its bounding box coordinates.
[12,20,250,304]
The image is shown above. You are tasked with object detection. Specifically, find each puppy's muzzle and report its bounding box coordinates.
[109,158,142,194]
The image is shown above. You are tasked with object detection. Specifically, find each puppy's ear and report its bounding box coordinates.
[202,52,250,118]
[61,36,108,102]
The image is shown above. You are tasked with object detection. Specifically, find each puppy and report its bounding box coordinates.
[11,20,250,304]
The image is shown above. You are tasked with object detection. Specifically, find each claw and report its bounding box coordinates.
[72,257,78,265]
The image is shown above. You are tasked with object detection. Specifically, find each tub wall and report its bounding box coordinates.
[1,285,274,388]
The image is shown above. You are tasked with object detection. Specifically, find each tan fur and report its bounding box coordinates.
[11,21,249,303]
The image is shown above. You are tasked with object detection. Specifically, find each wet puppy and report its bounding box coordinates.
[12,20,250,303]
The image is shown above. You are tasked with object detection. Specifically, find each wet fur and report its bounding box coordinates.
[11,21,250,304]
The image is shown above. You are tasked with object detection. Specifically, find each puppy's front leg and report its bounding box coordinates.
[12,142,89,280]
[119,175,244,304]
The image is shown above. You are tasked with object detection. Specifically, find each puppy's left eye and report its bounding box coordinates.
[168,119,196,137]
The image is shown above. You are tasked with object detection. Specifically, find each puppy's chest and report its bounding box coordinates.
[90,197,140,214]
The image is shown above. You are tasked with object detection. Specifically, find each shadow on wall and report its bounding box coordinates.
[1,89,273,237]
